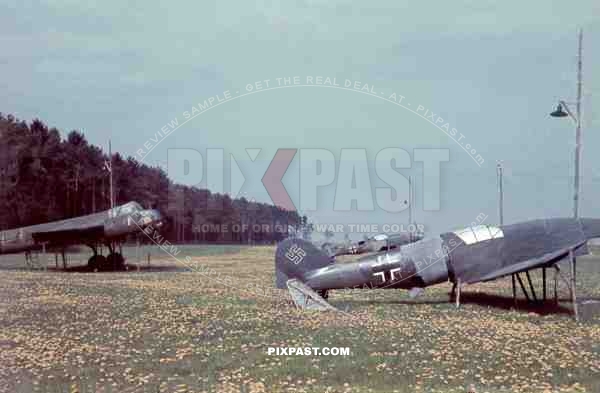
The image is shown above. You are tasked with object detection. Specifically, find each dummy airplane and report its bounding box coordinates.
[324,231,425,257]
[0,201,162,271]
[354,232,425,255]
[276,217,600,317]
[326,180,424,256]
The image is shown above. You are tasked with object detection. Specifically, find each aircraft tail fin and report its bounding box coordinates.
[275,238,335,289]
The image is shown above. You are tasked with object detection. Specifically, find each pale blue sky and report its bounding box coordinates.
[1,1,599,239]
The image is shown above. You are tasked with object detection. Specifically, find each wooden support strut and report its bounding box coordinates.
[515,273,531,303]
[570,250,579,321]
[553,265,559,305]
[512,274,517,307]
[455,279,461,309]
[136,238,140,263]
[42,243,47,271]
[542,267,547,302]
[450,281,457,300]
[525,271,538,303]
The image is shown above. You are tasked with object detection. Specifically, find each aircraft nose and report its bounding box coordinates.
[139,209,162,227]
[151,210,163,227]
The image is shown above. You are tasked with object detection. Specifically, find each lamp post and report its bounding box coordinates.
[549,29,583,320]
[549,29,583,219]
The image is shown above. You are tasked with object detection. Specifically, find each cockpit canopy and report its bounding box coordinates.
[452,225,504,245]
[108,201,143,218]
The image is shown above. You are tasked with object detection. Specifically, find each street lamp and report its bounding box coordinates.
[549,30,583,317]
[550,29,583,220]
[549,103,569,118]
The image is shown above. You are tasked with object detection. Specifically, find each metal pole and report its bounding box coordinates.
[498,161,515,306]
[109,140,114,209]
[571,30,582,298]
[574,29,582,219]
[411,175,415,220]
[408,176,412,243]
[408,176,412,240]
[497,161,504,226]
[411,175,416,239]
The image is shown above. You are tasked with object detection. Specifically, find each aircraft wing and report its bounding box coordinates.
[26,212,109,244]
[31,225,105,244]
[1,217,106,254]
[475,240,587,283]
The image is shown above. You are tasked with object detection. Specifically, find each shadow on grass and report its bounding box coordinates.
[45,264,189,273]
[333,291,599,316]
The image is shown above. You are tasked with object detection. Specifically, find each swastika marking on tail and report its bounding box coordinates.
[285,244,306,265]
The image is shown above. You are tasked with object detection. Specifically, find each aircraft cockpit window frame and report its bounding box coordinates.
[120,205,134,215]
[453,225,504,245]
[127,202,143,212]
[108,202,142,218]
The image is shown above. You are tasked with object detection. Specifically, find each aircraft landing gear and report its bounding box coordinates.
[87,242,126,272]
[88,243,125,272]
[87,253,125,271]
[102,241,126,271]
[88,255,106,272]
[106,253,125,271]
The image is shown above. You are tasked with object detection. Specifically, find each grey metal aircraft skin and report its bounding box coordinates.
[0,201,162,270]
[326,232,425,257]
[276,218,600,296]
[353,232,425,255]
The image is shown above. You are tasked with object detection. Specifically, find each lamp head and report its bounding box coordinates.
[550,103,569,118]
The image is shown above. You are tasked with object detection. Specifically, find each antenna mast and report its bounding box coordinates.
[108,140,114,209]
[497,161,504,226]
[408,176,412,226]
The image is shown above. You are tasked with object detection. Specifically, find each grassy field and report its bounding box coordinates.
[1,245,600,393]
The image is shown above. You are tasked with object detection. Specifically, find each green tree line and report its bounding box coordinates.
[0,113,305,244]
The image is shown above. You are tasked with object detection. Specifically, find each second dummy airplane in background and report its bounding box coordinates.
[0,201,162,271]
